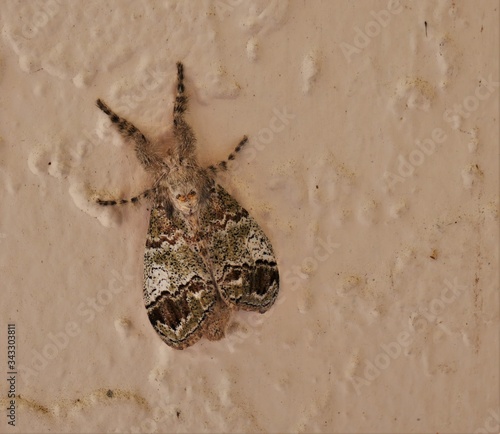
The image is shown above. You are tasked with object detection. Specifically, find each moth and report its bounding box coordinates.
[95,63,279,349]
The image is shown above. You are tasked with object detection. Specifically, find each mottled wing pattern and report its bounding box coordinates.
[201,185,279,313]
[143,202,218,349]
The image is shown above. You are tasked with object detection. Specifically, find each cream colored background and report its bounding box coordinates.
[0,1,498,433]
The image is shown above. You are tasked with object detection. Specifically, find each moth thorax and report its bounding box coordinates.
[164,169,203,216]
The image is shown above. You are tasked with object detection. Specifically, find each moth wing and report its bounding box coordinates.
[203,185,279,313]
[143,202,217,349]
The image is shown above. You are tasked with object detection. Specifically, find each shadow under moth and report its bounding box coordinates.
[95,63,279,349]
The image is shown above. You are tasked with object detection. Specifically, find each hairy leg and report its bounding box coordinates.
[96,99,163,172]
[208,135,248,174]
[96,188,155,206]
[172,62,197,160]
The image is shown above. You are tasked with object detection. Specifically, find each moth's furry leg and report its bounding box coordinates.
[208,135,248,175]
[96,188,154,206]
[96,99,163,173]
[173,62,197,160]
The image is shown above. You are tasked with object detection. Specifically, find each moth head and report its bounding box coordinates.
[165,163,208,216]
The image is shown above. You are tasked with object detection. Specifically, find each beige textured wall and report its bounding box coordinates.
[0,1,498,433]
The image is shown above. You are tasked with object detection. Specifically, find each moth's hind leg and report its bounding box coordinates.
[208,135,248,174]
[172,62,197,159]
[96,188,154,206]
[96,99,163,172]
